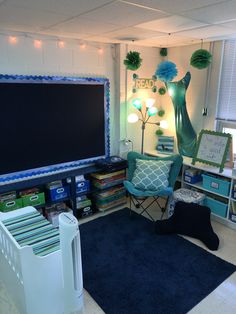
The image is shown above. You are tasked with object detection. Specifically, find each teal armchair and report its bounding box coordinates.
[123,151,183,221]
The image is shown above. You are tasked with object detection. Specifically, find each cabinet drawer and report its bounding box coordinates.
[205,197,228,218]
[202,174,230,197]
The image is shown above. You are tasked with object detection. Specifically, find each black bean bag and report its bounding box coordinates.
[155,201,219,250]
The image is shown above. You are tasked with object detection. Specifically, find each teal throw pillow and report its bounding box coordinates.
[131,159,173,191]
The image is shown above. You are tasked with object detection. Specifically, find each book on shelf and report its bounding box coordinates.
[90,169,126,180]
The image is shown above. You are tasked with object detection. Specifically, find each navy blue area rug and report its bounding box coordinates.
[80,208,236,314]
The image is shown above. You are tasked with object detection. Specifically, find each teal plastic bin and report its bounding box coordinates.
[202,174,230,197]
[205,197,228,218]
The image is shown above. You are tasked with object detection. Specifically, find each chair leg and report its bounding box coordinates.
[160,196,170,220]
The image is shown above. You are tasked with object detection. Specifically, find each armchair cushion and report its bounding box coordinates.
[131,159,173,191]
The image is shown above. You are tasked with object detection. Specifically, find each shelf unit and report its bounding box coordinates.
[0,164,128,222]
[182,157,236,230]
[145,150,236,230]
[0,165,99,219]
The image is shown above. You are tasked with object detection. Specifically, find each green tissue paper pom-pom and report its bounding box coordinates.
[160,48,168,57]
[190,49,212,69]
[156,129,164,136]
[124,51,142,71]
[152,86,157,93]
[158,109,165,117]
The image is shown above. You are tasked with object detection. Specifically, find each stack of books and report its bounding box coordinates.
[91,170,127,211]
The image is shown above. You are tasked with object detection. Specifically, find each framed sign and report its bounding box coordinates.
[192,130,232,173]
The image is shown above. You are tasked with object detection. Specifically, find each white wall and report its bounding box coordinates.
[120,44,163,153]
[0,33,222,157]
[119,42,221,155]
[0,33,119,155]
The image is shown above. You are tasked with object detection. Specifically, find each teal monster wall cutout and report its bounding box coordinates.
[165,72,197,157]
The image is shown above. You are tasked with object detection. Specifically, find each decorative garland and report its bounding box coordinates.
[124,51,142,71]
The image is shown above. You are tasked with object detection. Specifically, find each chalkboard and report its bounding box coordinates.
[192,130,232,173]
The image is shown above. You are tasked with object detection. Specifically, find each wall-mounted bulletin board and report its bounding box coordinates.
[192,129,232,173]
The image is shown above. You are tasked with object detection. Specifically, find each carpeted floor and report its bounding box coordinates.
[80,208,236,314]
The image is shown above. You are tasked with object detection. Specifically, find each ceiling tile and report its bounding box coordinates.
[84,35,121,43]
[136,15,207,33]
[177,25,236,39]
[182,0,236,24]
[104,27,166,40]
[136,34,199,47]
[220,20,236,29]
[0,3,69,29]
[123,0,226,14]
[81,1,169,27]
[49,17,122,35]
[5,0,115,16]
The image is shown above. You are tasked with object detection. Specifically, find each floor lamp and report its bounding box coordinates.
[128,98,168,154]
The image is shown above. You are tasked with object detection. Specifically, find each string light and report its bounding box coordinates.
[34,39,42,49]
[58,40,65,48]
[98,47,103,55]
[2,32,107,54]
[80,42,86,49]
[8,36,18,45]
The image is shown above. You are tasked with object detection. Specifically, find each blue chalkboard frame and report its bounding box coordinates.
[192,129,232,173]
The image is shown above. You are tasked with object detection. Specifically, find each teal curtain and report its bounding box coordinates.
[166,72,197,157]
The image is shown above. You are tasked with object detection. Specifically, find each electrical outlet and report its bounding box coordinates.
[202,108,208,116]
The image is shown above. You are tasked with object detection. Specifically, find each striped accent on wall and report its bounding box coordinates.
[156,136,174,154]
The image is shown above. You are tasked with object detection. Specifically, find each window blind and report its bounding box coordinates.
[216,40,236,122]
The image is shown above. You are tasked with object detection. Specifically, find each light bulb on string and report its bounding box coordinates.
[58,40,65,48]
[98,47,103,55]
[34,39,42,49]
[8,36,18,45]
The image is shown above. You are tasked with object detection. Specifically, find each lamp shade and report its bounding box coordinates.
[128,113,139,123]
[145,98,155,108]
[147,107,158,116]
[132,98,142,110]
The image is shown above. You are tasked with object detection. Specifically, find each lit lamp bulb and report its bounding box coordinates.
[145,98,155,108]
[168,87,174,97]
[128,113,139,123]
[147,107,158,116]
[159,120,168,129]
[132,98,142,110]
